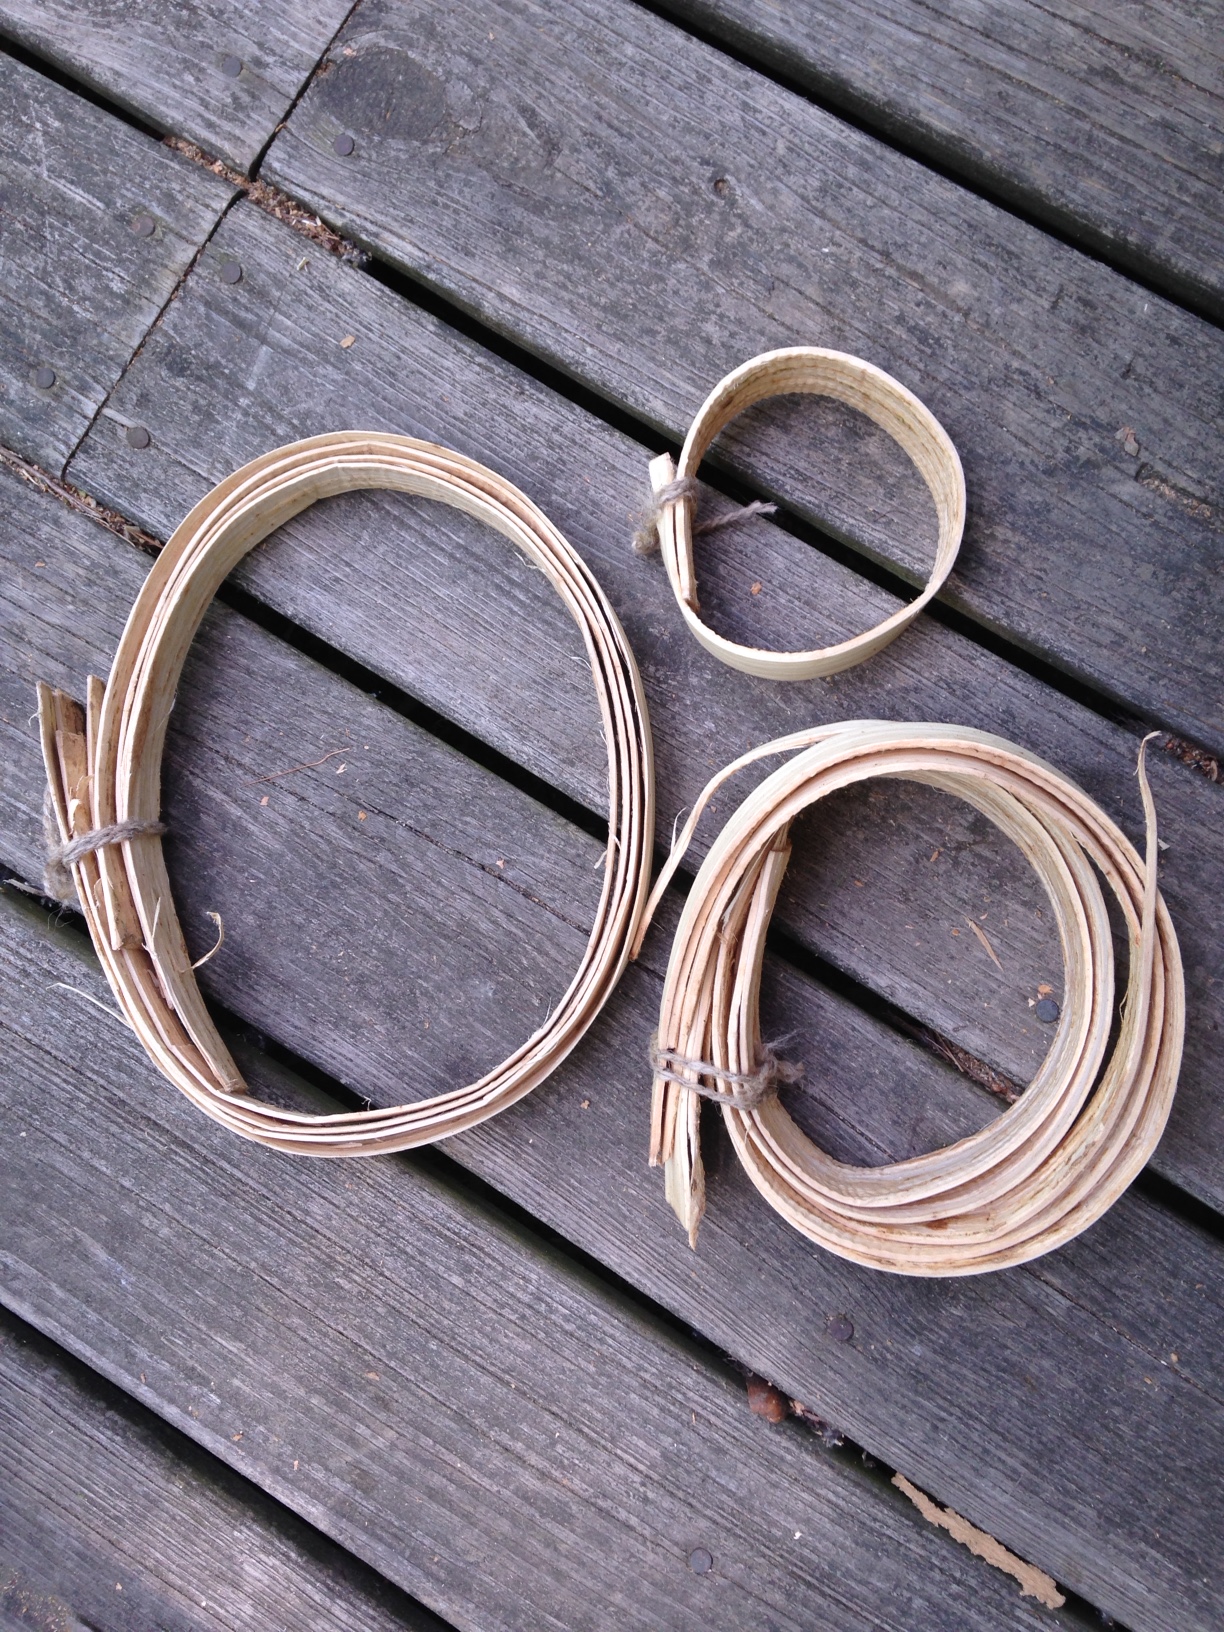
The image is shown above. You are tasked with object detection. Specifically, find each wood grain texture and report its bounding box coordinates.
[259,0,1224,756]
[661,0,1224,320]
[68,203,1224,1214]
[0,0,353,173]
[0,1312,448,1632]
[1,470,1221,1630]
[0,899,1083,1632]
[0,53,233,473]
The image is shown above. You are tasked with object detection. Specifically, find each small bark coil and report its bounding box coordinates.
[638,722,1183,1275]
[38,432,655,1155]
[638,347,965,680]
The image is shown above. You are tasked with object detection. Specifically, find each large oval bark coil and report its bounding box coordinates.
[39,432,655,1155]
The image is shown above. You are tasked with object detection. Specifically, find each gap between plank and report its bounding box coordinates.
[630,0,1224,331]
[2,436,1221,1188]
[247,0,368,177]
[0,29,1220,758]
[0,874,1133,1628]
[0,1299,457,1632]
[2,7,1217,337]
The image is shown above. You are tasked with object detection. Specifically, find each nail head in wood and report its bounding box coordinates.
[130,214,156,238]
[688,1549,713,1575]
[333,132,355,157]
[125,425,151,449]
[32,366,56,389]
[220,260,243,285]
[221,54,243,78]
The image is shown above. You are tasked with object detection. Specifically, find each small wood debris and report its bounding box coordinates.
[0,444,160,553]
[921,1031,1021,1104]
[893,1474,1065,1608]
[1162,732,1219,782]
[249,748,346,784]
[163,135,367,263]
[966,917,1003,971]
[1116,426,1141,458]
[791,1400,845,1446]
[745,1373,788,1423]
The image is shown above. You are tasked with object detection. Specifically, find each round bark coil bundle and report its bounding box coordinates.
[641,348,965,680]
[39,432,655,1156]
[639,721,1183,1275]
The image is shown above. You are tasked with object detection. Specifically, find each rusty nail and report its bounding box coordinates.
[1035,997,1060,1023]
[827,1313,854,1343]
[125,425,151,450]
[32,366,56,389]
[220,260,243,285]
[221,54,243,77]
[130,214,156,238]
[333,132,355,157]
[688,1548,713,1575]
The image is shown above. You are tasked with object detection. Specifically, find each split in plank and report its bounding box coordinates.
[0,52,233,472]
[67,201,1224,1215]
[0,891,1082,1632]
[0,0,353,173]
[260,0,1224,756]
[660,0,1224,320]
[1,466,1221,1631]
[0,1309,448,1632]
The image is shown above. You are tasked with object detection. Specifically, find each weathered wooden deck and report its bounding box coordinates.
[0,5,1221,1629]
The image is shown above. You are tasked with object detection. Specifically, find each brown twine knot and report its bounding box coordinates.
[649,1033,803,1110]
[632,475,777,556]
[43,788,166,902]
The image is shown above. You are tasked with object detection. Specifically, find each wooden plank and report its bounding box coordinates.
[0,0,353,174]
[0,1311,449,1632]
[0,53,233,474]
[0,897,1081,1632]
[257,0,1224,757]
[1,470,1222,1630]
[67,202,1224,1215]
[660,0,1224,320]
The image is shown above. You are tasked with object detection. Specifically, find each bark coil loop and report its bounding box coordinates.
[39,432,655,1155]
[637,722,1183,1275]
[640,347,965,680]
